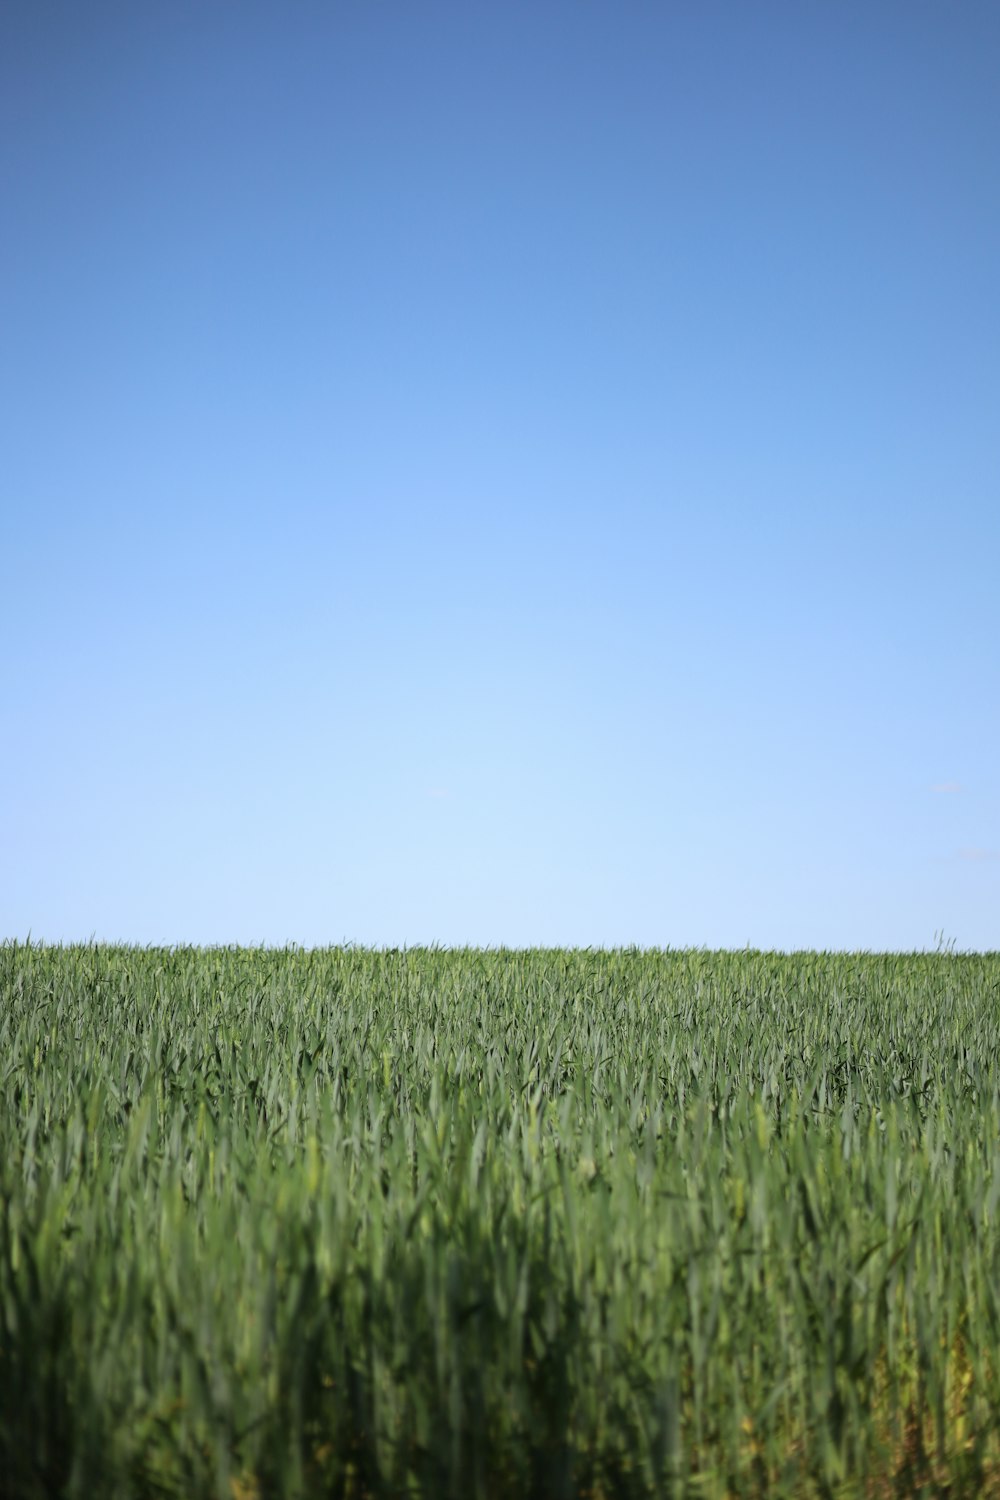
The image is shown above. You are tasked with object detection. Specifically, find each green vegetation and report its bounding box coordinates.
[2,943,1000,1498]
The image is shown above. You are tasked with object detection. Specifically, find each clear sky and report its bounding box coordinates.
[2,2,997,950]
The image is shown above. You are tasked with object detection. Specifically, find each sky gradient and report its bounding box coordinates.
[2,3,998,950]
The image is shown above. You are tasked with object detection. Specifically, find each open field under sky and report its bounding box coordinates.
[4,942,1000,1497]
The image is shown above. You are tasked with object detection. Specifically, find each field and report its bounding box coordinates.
[3,942,1000,1498]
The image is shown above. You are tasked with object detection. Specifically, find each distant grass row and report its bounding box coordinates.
[3,942,1000,1498]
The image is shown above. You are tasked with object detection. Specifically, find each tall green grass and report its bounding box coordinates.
[2,942,1000,1497]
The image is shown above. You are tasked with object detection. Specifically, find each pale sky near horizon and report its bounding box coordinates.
[2,3,998,951]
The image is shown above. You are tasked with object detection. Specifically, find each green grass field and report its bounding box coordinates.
[3,942,1000,1498]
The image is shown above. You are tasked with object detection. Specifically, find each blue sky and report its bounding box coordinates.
[2,2,997,950]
